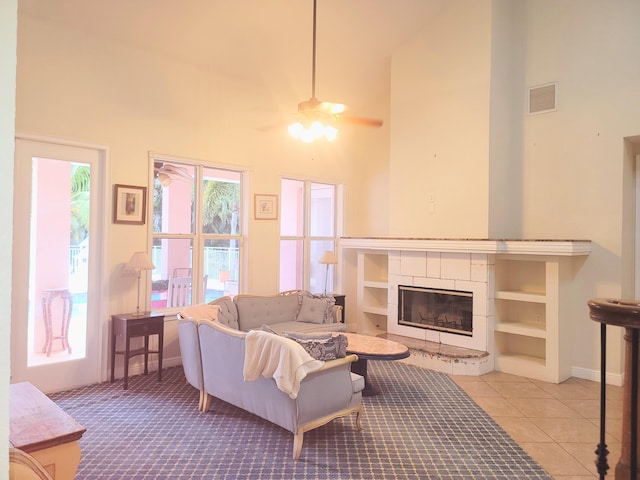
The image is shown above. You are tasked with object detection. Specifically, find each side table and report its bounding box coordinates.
[333,294,345,323]
[110,312,164,390]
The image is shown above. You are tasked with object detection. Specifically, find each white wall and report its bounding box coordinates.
[389,0,493,238]
[389,0,640,379]
[1,0,17,474]
[14,11,384,381]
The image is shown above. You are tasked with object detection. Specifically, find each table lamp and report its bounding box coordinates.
[318,250,338,294]
[127,251,155,316]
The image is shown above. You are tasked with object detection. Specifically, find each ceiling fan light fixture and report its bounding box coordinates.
[288,120,338,142]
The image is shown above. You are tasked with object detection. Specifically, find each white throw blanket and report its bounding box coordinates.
[243,330,324,399]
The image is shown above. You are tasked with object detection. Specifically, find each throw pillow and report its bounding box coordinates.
[282,331,332,341]
[300,291,337,323]
[283,333,348,361]
[296,295,327,324]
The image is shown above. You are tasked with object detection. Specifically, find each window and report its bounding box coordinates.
[151,158,242,309]
[279,178,337,293]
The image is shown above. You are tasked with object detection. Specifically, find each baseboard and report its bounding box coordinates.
[571,366,623,387]
[108,355,183,382]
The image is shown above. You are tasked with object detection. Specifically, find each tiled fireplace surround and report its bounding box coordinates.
[388,250,491,351]
[341,238,592,378]
[387,250,494,375]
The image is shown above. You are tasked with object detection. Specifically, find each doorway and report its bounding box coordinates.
[11,138,108,393]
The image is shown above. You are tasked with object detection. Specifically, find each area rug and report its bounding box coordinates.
[50,361,552,479]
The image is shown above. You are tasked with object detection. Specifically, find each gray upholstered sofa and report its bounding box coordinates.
[177,315,364,460]
[210,291,347,334]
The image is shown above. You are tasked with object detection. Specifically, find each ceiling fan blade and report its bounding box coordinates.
[339,115,384,128]
[256,120,289,132]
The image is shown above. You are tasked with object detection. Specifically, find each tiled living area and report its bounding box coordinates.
[449,371,623,479]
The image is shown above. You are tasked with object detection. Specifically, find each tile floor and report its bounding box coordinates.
[449,371,623,479]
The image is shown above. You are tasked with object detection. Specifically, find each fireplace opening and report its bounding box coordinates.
[398,285,473,336]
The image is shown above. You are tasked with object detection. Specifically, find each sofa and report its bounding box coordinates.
[209,291,347,334]
[177,316,364,460]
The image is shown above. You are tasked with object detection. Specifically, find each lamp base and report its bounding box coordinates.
[131,311,147,317]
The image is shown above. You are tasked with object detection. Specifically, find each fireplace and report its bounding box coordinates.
[398,285,473,336]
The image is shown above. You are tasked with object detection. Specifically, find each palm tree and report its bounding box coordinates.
[70,164,90,245]
[202,180,239,235]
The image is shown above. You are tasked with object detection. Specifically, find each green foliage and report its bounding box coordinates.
[202,181,239,234]
[70,165,90,245]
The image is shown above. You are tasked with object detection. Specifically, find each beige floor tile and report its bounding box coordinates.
[488,381,553,399]
[454,380,501,397]
[479,370,532,383]
[491,416,553,443]
[448,373,484,383]
[508,397,583,418]
[521,442,593,476]
[530,417,610,444]
[560,441,621,478]
[472,396,525,417]
[533,382,600,400]
[549,476,596,479]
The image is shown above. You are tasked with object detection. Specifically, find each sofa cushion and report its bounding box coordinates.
[210,297,239,330]
[282,333,348,361]
[263,320,346,335]
[235,294,300,331]
[296,296,328,324]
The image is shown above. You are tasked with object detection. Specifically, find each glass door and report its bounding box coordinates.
[12,139,106,393]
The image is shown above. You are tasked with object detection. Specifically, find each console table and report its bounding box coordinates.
[9,381,86,480]
[110,312,164,389]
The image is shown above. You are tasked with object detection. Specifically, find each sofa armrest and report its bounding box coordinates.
[314,353,357,373]
[331,305,343,323]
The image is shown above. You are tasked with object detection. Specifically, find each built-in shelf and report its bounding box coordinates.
[342,238,590,383]
[494,291,547,302]
[493,255,572,383]
[494,321,547,338]
[355,251,389,334]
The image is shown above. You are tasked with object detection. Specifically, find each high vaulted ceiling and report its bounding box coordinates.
[19,0,446,117]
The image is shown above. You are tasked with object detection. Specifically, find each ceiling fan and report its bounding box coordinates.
[154,162,192,186]
[261,0,383,142]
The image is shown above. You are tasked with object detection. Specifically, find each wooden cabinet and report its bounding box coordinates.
[356,251,388,335]
[493,255,572,383]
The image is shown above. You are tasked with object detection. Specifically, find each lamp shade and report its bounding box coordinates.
[127,251,155,271]
[318,250,338,265]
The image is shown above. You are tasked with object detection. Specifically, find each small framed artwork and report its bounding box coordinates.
[113,184,147,225]
[254,194,278,220]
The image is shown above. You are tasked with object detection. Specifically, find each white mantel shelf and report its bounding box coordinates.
[340,237,591,256]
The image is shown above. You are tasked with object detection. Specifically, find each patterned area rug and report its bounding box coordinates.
[50,361,552,479]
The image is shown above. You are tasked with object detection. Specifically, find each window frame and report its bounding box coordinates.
[279,177,340,293]
[149,154,244,311]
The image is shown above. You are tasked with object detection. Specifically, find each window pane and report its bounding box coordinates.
[281,178,304,236]
[279,239,303,291]
[202,167,241,235]
[310,240,335,294]
[153,162,195,234]
[310,182,335,237]
[204,239,239,300]
[151,238,193,309]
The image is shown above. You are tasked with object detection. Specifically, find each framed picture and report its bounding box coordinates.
[113,184,147,225]
[254,194,278,220]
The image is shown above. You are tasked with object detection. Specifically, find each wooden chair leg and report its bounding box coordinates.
[293,427,304,460]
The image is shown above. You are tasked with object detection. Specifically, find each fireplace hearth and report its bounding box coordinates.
[398,285,473,336]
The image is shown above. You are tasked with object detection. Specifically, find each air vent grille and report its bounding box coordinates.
[528,82,557,115]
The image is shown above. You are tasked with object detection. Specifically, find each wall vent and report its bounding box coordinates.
[528,82,557,115]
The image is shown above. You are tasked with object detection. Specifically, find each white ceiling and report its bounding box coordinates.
[19,0,446,115]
